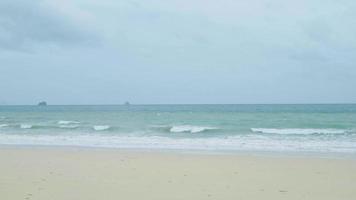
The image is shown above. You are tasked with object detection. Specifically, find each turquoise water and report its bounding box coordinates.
[0,104,356,154]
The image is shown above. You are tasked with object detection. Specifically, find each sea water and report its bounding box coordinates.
[0,104,356,154]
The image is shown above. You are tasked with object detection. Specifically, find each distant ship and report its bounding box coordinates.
[124,101,130,106]
[38,101,47,106]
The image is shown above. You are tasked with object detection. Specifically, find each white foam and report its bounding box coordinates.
[58,120,80,125]
[93,125,110,131]
[59,125,79,129]
[20,124,33,129]
[251,128,346,135]
[0,134,355,154]
[170,125,217,133]
[0,124,9,128]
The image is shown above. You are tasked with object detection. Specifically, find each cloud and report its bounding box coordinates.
[1,0,356,104]
[0,0,97,51]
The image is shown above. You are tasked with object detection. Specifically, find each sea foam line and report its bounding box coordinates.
[251,128,346,135]
[0,134,355,153]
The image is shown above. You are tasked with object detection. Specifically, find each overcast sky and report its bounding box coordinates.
[1,0,356,105]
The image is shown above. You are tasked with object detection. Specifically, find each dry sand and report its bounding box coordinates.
[1,147,356,200]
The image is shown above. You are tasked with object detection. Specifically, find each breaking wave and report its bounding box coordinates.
[93,125,110,131]
[170,125,218,133]
[58,120,80,125]
[20,124,33,129]
[0,124,9,128]
[59,125,79,129]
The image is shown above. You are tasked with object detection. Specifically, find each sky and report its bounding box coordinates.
[0,0,356,105]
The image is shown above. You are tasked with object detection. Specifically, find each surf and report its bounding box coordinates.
[93,125,110,131]
[251,128,347,135]
[58,120,80,125]
[169,125,218,133]
[20,124,33,129]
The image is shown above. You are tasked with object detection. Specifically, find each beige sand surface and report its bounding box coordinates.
[1,147,356,200]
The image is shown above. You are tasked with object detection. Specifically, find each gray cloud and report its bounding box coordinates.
[0,0,96,51]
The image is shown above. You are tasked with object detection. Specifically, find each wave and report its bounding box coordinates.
[251,128,346,135]
[59,125,79,129]
[20,124,33,129]
[58,120,80,125]
[1,124,79,130]
[170,125,218,133]
[93,125,110,131]
[0,124,9,128]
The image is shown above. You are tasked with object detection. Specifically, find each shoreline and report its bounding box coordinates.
[1,144,356,160]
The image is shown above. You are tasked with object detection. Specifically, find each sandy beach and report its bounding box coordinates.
[1,147,356,200]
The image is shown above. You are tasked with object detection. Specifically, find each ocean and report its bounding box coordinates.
[1,104,356,154]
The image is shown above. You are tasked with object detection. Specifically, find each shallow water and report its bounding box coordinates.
[1,104,356,154]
